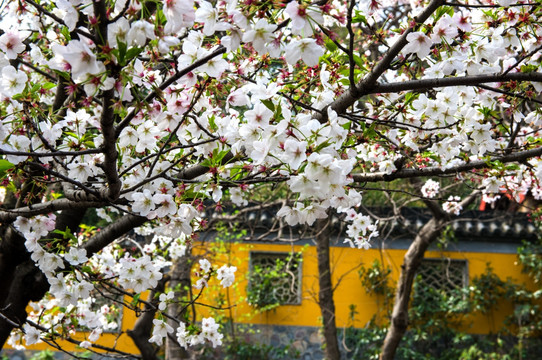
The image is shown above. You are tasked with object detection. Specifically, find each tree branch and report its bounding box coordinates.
[83,214,147,257]
[0,199,105,222]
[317,0,445,121]
[352,146,542,183]
[115,46,227,136]
[368,71,542,95]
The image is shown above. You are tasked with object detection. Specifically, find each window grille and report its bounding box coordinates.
[248,252,302,306]
[416,258,468,297]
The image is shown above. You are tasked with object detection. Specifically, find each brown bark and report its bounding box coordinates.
[127,285,164,360]
[0,228,30,310]
[380,216,446,360]
[83,214,147,257]
[0,260,49,346]
[0,212,145,350]
[352,146,542,183]
[166,257,192,360]
[315,217,341,360]
[316,0,445,123]
[0,206,87,346]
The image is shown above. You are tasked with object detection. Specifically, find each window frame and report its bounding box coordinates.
[247,251,303,307]
[416,257,469,297]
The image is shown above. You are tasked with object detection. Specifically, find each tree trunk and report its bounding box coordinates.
[0,260,49,347]
[127,287,161,360]
[380,216,446,360]
[0,208,86,348]
[166,255,192,360]
[316,217,341,360]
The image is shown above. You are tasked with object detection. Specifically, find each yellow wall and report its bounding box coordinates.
[196,242,538,335]
[9,241,537,354]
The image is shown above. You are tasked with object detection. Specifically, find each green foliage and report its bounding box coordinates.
[343,315,386,360]
[222,338,300,360]
[358,259,395,322]
[29,350,55,360]
[469,263,509,315]
[246,252,301,312]
[27,349,89,360]
[201,223,300,359]
[517,238,542,284]
[0,159,14,180]
[359,259,393,297]
[342,255,542,360]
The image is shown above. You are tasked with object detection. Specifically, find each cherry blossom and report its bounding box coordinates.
[3,0,542,355]
[216,265,237,288]
[285,38,325,67]
[443,196,463,216]
[1,65,27,97]
[242,18,277,55]
[0,31,26,59]
[402,32,432,58]
[421,179,440,199]
[23,324,41,346]
[52,40,104,82]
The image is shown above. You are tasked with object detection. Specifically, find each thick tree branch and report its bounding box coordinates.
[380,215,446,360]
[83,214,147,257]
[175,150,237,181]
[352,146,542,183]
[127,282,165,360]
[0,199,104,222]
[99,89,122,201]
[380,190,479,359]
[368,71,542,95]
[317,0,445,121]
[0,148,103,157]
[315,216,341,360]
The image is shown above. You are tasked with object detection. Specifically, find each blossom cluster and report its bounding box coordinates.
[2,0,542,354]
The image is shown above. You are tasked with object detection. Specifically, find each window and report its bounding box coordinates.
[416,258,468,296]
[247,252,302,309]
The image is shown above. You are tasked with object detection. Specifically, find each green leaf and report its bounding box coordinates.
[125,47,143,63]
[341,121,351,130]
[314,139,332,152]
[404,92,418,106]
[352,12,367,24]
[353,54,364,69]
[117,40,128,65]
[84,140,96,148]
[52,227,77,242]
[208,114,217,131]
[65,133,80,141]
[60,26,71,41]
[215,150,230,164]
[434,5,453,21]
[364,121,378,139]
[0,160,14,179]
[260,99,275,112]
[156,8,166,24]
[43,82,57,90]
[200,159,212,168]
[30,83,41,93]
[325,39,338,52]
[521,64,538,73]
[131,293,141,307]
